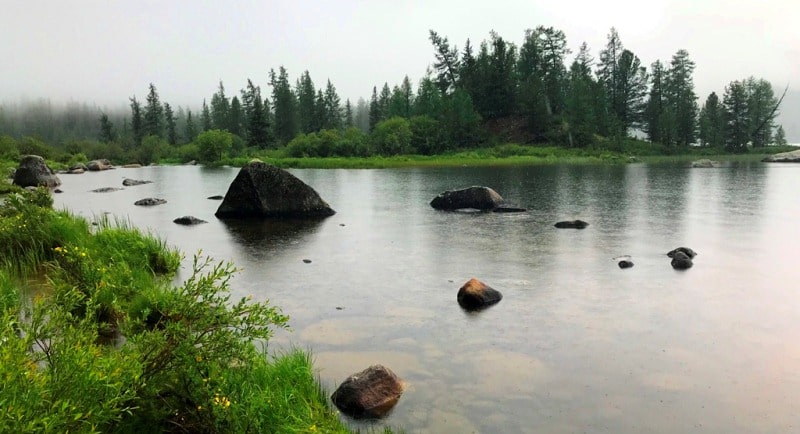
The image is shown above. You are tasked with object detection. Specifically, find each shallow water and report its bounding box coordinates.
[53,162,800,433]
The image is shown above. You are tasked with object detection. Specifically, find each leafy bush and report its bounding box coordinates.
[371,117,413,156]
[196,130,234,164]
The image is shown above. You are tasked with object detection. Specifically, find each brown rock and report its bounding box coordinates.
[331,365,403,418]
[430,186,504,211]
[457,278,503,310]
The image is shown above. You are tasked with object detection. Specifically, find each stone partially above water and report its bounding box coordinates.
[667,247,697,259]
[331,365,404,419]
[134,198,167,206]
[763,149,800,162]
[215,161,335,219]
[173,216,207,225]
[123,178,152,186]
[554,219,589,229]
[671,251,693,270]
[13,155,61,188]
[457,278,503,310]
[87,159,113,171]
[430,186,504,211]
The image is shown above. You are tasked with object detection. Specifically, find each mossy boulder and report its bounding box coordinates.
[12,155,61,188]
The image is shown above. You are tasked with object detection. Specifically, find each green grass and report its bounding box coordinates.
[0,188,359,433]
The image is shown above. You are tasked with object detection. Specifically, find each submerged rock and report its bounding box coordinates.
[134,198,167,206]
[554,220,589,229]
[207,195,224,200]
[430,186,504,211]
[457,278,503,310]
[91,187,123,193]
[123,178,152,186]
[691,159,719,168]
[492,205,527,213]
[173,216,207,225]
[215,161,335,219]
[331,365,404,418]
[12,155,61,188]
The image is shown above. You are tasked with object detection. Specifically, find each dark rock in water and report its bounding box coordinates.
[134,198,167,206]
[671,251,693,270]
[91,187,123,193]
[430,186,504,211]
[207,195,224,200]
[87,159,113,171]
[667,247,697,259]
[67,168,85,174]
[123,178,152,186]
[302,259,312,263]
[173,216,207,225]
[12,155,61,188]
[457,278,503,310]
[492,206,527,213]
[331,365,404,419]
[69,163,87,172]
[554,220,589,229]
[618,260,634,269]
[54,188,63,194]
[215,160,335,219]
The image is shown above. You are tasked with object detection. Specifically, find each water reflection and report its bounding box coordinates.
[219,218,324,260]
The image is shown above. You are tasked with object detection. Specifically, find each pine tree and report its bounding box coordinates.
[378,83,392,120]
[99,113,116,143]
[428,30,461,93]
[200,100,212,132]
[269,66,298,145]
[184,109,197,143]
[210,81,230,131]
[296,71,316,133]
[228,96,243,137]
[774,125,787,146]
[344,99,354,128]
[698,92,724,147]
[644,60,667,144]
[241,79,271,148]
[564,43,598,146]
[368,86,380,131]
[143,83,164,138]
[163,102,178,145]
[129,96,144,147]
[665,49,698,147]
[723,80,749,152]
[323,79,342,130]
[538,26,570,116]
[745,77,777,147]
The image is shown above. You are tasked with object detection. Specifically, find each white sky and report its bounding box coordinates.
[2,0,799,134]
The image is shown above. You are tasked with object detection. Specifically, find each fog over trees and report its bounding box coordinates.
[0,26,791,164]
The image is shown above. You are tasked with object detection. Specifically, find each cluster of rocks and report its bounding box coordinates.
[668,247,697,269]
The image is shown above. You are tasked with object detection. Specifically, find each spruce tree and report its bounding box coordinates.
[665,50,698,147]
[99,113,116,143]
[698,92,724,147]
[163,102,178,145]
[200,100,212,132]
[129,96,144,147]
[269,66,298,145]
[296,71,316,133]
[143,83,164,138]
[184,109,197,143]
[210,81,230,131]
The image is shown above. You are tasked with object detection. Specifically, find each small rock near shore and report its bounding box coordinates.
[173,216,207,225]
[331,365,404,419]
[134,198,167,206]
[457,278,503,310]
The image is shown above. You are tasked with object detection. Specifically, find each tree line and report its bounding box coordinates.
[0,26,790,164]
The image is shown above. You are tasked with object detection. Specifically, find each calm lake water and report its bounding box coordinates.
[53,162,800,433]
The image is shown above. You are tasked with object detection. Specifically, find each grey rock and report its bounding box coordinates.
[215,161,335,219]
[692,159,719,168]
[667,247,697,259]
[430,186,504,211]
[87,159,113,171]
[671,251,694,270]
[122,178,152,186]
[618,260,634,269]
[91,187,123,193]
[173,216,207,225]
[134,198,167,206]
[763,149,800,162]
[12,155,61,188]
[554,220,589,229]
[207,195,224,200]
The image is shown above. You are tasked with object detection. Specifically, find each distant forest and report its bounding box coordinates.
[0,27,790,164]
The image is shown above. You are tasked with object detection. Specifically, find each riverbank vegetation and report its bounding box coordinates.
[0,27,792,169]
[0,188,354,433]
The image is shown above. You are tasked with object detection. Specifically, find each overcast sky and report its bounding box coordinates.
[2,0,798,134]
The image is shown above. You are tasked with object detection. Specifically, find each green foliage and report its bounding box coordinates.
[0,135,20,160]
[195,129,234,164]
[16,137,52,159]
[371,117,413,156]
[135,134,172,165]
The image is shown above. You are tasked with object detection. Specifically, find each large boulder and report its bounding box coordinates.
[87,159,113,171]
[430,186,504,211]
[331,365,404,418]
[457,278,503,310]
[554,220,589,229]
[215,161,335,219]
[12,155,61,188]
[763,149,800,162]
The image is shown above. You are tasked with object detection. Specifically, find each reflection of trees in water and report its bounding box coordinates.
[219,218,323,260]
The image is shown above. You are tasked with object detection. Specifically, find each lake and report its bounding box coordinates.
[53,162,800,433]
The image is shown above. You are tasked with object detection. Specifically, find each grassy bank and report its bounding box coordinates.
[214,142,798,169]
[0,188,355,433]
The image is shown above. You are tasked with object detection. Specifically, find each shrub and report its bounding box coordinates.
[371,117,412,156]
[196,130,234,164]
